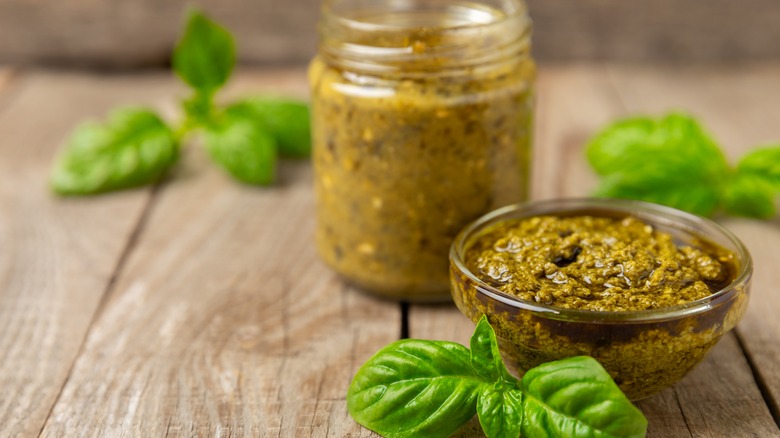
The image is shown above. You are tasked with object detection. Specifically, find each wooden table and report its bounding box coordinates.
[1,65,779,437]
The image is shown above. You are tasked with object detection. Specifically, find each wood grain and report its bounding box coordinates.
[39,72,394,437]
[1,0,780,67]
[652,335,779,437]
[727,218,780,422]
[0,72,172,436]
[1,66,778,437]
[409,65,780,437]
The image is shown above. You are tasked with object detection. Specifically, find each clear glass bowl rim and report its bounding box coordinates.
[450,198,753,323]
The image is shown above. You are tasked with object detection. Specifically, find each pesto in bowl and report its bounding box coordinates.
[450,198,752,400]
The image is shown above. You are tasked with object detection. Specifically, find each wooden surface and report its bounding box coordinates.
[1,0,780,67]
[0,65,779,437]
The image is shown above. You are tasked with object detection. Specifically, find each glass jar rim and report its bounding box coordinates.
[449,198,753,323]
[317,0,532,76]
[321,0,528,32]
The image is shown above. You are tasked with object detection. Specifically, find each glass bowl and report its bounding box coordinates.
[450,198,752,400]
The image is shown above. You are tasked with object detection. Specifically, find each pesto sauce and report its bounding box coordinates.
[310,8,535,299]
[465,215,735,311]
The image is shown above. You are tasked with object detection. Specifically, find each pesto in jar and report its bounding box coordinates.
[466,215,735,311]
[311,0,535,300]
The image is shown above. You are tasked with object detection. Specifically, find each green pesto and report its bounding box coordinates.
[309,13,535,300]
[465,215,734,311]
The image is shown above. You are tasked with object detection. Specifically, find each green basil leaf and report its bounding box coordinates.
[225,98,311,157]
[723,172,777,219]
[173,10,236,94]
[586,117,657,177]
[521,356,647,438]
[587,113,727,177]
[470,315,515,383]
[471,316,523,437]
[736,145,780,190]
[593,173,722,217]
[347,339,484,438]
[586,113,728,217]
[51,108,178,195]
[205,117,276,185]
[478,384,524,438]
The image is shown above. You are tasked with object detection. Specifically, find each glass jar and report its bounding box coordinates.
[310,0,535,301]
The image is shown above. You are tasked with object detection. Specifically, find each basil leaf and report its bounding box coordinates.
[205,117,276,185]
[173,10,236,94]
[594,173,722,217]
[586,117,657,177]
[470,315,515,383]
[736,145,780,190]
[521,356,648,438]
[226,98,311,157]
[586,113,729,217]
[51,108,178,195]
[347,339,484,438]
[478,384,524,438]
[471,316,524,437]
[724,172,777,219]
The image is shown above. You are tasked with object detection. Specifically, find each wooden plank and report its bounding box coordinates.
[727,218,780,422]
[653,335,779,437]
[39,72,395,436]
[0,72,174,436]
[2,0,780,67]
[607,64,780,424]
[530,65,616,200]
[409,65,780,437]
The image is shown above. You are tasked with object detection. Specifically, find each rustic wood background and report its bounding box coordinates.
[1,0,779,68]
[1,65,779,436]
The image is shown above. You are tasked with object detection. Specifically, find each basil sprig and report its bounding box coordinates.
[50,10,311,196]
[586,113,780,219]
[347,316,647,438]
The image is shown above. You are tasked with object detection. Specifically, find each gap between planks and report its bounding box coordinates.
[399,301,410,339]
[735,330,780,427]
[36,183,163,438]
[0,71,173,437]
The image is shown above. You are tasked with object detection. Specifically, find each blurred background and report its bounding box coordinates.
[1,0,779,68]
